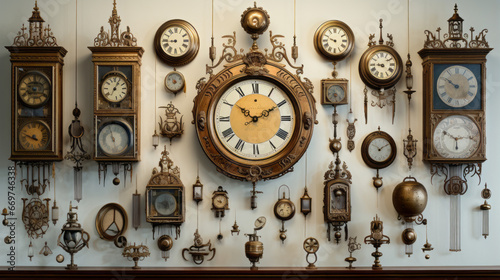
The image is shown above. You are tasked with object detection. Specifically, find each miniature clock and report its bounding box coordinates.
[274,185,295,243]
[361,127,396,189]
[145,146,185,239]
[89,1,143,185]
[211,186,229,218]
[321,80,348,105]
[154,19,200,66]
[7,3,67,162]
[164,70,186,94]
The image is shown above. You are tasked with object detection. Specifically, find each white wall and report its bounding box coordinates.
[0,0,499,268]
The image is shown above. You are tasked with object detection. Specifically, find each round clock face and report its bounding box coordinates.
[214,79,295,160]
[18,120,50,150]
[436,65,478,108]
[274,200,295,220]
[361,130,396,169]
[433,115,480,159]
[164,71,185,93]
[327,84,346,103]
[18,71,51,107]
[97,121,133,156]
[314,20,355,61]
[254,216,267,229]
[154,193,177,216]
[213,195,227,208]
[368,50,398,80]
[101,73,129,103]
[154,20,200,66]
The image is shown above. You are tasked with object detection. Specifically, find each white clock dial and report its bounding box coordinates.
[161,26,191,58]
[154,193,177,216]
[437,65,478,108]
[276,202,293,219]
[322,26,349,55]
[369,50,397,80]
[97,122,132,156]
[214,79,295,160]
[368,138,392,162]
[165,71,185,93]
[101,74,129,103]
[213,195,227,208]
[433,115,480,158]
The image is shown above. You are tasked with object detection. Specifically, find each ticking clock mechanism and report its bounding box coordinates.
[6,2,66,241]
[89,0,143,187]
[192,2,317,209]
[359,19,403,124]
[418,4,492,252]
[273,185,295,244]
[361,127,397,191]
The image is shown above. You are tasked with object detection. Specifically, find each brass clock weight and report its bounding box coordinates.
[274,185,295,243]
[364,215,390,269]
[345,236,361,269]
[192,2,317,210]
[57,202,90,270]
[480,184,491,239]
[303,237,319,269]
[145,146,185,244]
[359,19,403,124]
[418,4,491,252]
[89,0,143,187]
[245,216,266,270]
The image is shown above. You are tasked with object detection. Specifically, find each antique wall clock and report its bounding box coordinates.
[273,185,295,243]
[211,186,229,218]
[361,127,396,190]
[418,4,492,252]
[359,19,403,124]
[89,0,144,186]
[192,3,316,208]
[146,146,185,240]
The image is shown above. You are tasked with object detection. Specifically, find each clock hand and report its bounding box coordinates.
[22,133,39,141]
[235,104,251,118]
[444,78,460,89]
[376,63,385,68]
[259,106,277,118]
[378,143,390,151]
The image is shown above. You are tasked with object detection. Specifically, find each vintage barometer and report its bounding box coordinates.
[418,4,491,252]
[361,127,396,190]
[145,146,185,241]
[89,0,143,186]
[192,3,317,209]
[6,2,66,240]
[273,185,295,243]
[359,19,403,124]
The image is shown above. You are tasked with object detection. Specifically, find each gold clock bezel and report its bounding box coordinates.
[313,20,355,62]
[359,45,403,90]
[154,19,200,67]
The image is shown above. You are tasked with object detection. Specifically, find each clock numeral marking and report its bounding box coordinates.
[277,100,287,107]
[269,140,276,150]
[235,139,245,152]
[371,67,376,72]
[222,128,234,138]
[455,67,459,74]
[276,128,288,140]
[468,91,475,97]
[219,116,230,122]
[223,100,234,107]
[268,87,275,97]
[467,76,474,81]
[374,71,380,77]
[169,29,174,35]
[252,83,259,94]
[281,115,291,121]
[253,144,259,155]
[235,87,245,97]
[167,46,173,54]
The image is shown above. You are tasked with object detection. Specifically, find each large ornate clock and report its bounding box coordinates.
[89,1,143,186]
[192,3,316,185]
[418,4,492,252]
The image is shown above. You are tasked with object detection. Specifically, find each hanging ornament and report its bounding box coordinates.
[39,241,53,256]
[480,183,491,239]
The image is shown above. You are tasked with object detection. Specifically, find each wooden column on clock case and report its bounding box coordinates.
[419,48,491,164]
[89,47,143,162]
[7,46,67,161]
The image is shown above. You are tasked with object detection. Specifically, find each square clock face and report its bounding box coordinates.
[147,186,183,221]
[432,63,482,110]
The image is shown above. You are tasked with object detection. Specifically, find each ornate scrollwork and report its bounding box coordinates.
[93,0,137,47]
[430,163,449,185]
[463,163,482,184]
[182,229,216,265]
[423,4,488,49]
[22,197,50,239]
[197,111,206,132]
[12,2,58,47]
[149,146,181,186]
[158,102,184,143]
[265,31,303,76]
[206,32,245,76]
[324,155,352,184]
[242,52,269,75]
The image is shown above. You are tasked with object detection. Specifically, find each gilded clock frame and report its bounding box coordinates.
[154,19,200,67]
[192,58,316,182]
[418,48,490,163]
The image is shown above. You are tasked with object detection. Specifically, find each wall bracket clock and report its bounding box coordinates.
[359,19,403,124]
[192,3,317,209]
[145,146,185,241]
[361,127,396,190]
[211,186,229,218]
[273,185,295,243]
[89,0,143,187]
[418,4,492,252]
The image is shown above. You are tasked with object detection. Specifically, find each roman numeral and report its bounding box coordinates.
[223,100,233,107]
[222,128,234,138]
[219,116,230,122]
[268,88,274,97]
[253,144,259,155]
[236,87,245,97]
[276,128,288,140]
[281,115,291,121]
[235,139,245,151]
[277,100,287,107]
[252,83,259,94]
[269,140,276,150]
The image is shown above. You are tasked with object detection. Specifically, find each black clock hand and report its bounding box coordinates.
[444,78,460,89]
[235,104,251,118]
[245,106,277,125]
[378,143,390,151]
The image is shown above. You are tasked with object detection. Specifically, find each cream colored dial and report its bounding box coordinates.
[367,138,392,162]
[214,79,295,160]
[368,50,397,80]
[437,65,478,108]
[101,74,129,103]
[213,195,227,208]
[160,25,191,57]
[433,115,480,159]
[321,26,350,55]
[18,71,51,107]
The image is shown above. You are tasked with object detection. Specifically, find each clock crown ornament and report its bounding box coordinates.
[423,4,489,49]
[12,1,58,47]
[93,0,137,47]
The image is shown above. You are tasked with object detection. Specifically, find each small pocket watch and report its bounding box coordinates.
[164,69,186,95]
[273,185,295,243]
